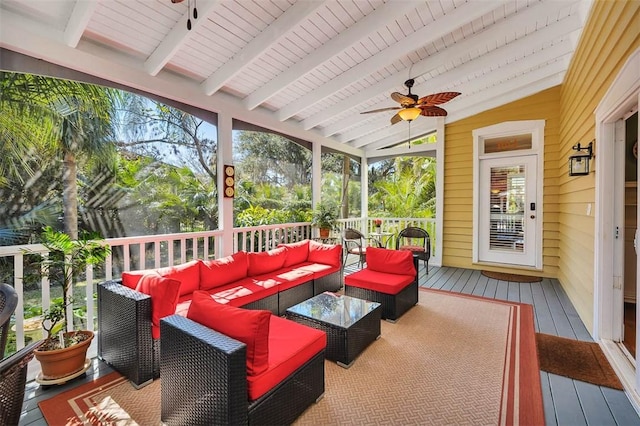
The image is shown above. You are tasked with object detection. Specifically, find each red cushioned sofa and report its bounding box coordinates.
[160,292,326,425]
[98,239,341,387]
[344,247,418,322]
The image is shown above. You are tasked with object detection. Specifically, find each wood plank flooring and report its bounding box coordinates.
[18,260,640,425]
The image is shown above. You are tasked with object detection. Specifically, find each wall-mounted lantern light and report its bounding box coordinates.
[569,141,593,176]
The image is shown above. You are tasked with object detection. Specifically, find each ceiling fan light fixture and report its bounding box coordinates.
[398,107,421,121]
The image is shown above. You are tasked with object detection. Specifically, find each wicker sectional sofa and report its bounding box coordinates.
[98,239,342,387]
[160,292,326,425]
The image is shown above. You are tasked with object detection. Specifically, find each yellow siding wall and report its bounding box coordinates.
[442,0,640,333]
[558,1,640,332]
[443,86,561,277]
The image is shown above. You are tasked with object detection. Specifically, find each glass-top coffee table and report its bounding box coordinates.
[285,292,381,368]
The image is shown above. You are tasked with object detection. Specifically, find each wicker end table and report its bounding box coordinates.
[285,292,381,368]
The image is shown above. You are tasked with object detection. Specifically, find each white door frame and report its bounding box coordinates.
[472,120,545,270]
[594,48,640,404]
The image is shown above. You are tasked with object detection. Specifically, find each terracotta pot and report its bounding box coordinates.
[319,228,330,238]
[34,330,93,380]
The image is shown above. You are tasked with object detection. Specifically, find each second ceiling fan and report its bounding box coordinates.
[361,79,461,124]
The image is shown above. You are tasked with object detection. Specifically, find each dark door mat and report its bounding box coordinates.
[536,333,623,390]
[481,270,542,282]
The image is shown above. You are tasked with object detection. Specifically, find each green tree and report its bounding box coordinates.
[370,156,436,218]
[1,72,120,240]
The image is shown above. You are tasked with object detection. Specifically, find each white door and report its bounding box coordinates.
[478,155,538,266]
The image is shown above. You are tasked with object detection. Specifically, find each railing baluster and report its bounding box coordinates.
[86,264,94,332]
[14,253,25,350]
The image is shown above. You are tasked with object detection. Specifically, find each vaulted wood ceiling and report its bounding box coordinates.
[0,0,592,156]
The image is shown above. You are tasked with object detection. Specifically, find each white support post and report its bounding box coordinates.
[361,156,369,232]
[434,117,445,267]
[218,112,235,256]
[312,141,322,237]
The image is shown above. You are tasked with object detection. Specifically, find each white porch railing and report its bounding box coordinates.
[1,218,435,353]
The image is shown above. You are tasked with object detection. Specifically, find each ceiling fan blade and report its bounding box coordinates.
[420,106,448,117]
[416,92,461,106]
[361,106,402,114]
[390,113,403,125]
[391,92,416,106]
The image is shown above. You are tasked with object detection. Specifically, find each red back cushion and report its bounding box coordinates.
[187,291,271,376]
[366,247,416,276]
[247,247,287,276]
[122,269,156,289]
[278,240,310,267]
[200,251,248,290]
[307,240,342,267]
[156,260,201,297]
[135,274,181,339]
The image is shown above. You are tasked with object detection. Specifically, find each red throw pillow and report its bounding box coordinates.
[156,260,201,297]
[200,251,248,290]
[187,291,271,376]
[135,274,181,339]
[277,240,310,267]
[307,240,342,267]
[247,247,287,276]
[366,247,415,276]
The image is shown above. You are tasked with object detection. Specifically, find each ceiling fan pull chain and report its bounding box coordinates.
[187,0,192,30]
[193,0,198,19]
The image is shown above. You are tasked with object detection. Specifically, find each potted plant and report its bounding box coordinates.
[311,202,338,239]
[373,219,383,233]
[27,226,110,382]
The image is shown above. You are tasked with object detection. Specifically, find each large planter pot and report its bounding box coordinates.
[34,330,94,380]
[319,228,330,238]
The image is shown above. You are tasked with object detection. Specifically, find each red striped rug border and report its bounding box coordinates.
[419,287,545,425]
[39,371,125,424]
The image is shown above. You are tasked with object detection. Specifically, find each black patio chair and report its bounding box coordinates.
[0,284,19,359]
[396,227,431,273]
[0,340,44,425]
[343,228,381,268]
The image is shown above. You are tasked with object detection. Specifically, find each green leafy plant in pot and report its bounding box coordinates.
[311,202,339,239]
[27,226,110,382]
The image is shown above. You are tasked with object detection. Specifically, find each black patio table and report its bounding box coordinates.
[285,292,381,368]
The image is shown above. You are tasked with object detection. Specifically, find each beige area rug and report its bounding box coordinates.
[40,289,543,425]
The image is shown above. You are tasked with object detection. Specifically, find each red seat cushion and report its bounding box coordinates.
[252,268,313,292]
[307,240,342,267]
[344,268,414,295]
[200,251,248,290]
[207,278,278,307]
[247,316,326,400]
[187,291,271,376]
[399,245,425,252]
[294,263,340,279]
[277,240,310,267]
[135,274,181,339]
[247,247,287,276]
[366,247,415,276]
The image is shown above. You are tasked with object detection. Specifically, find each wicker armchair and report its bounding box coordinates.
[343,228,380,268]
[0,340,43,425]
[396,227,431,273]
[0,284,19,359]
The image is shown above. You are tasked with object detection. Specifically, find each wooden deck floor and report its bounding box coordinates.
[18,260,640,425]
